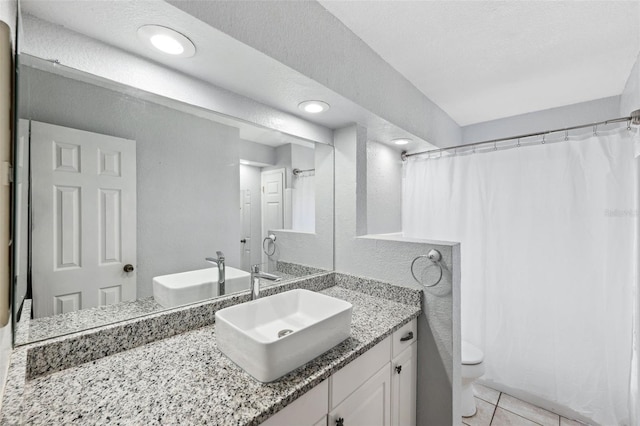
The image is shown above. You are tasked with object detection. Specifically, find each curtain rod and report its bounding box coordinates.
[401,110,640,161]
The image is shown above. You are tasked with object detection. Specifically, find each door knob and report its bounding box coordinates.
[123,264,134,272]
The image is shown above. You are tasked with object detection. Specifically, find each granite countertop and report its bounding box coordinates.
[17,286,421,425]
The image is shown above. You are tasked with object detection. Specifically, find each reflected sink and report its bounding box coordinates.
[153,267,251,308]
[215,289,352,382]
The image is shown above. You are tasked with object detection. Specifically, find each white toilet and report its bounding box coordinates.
[461,341,485,417]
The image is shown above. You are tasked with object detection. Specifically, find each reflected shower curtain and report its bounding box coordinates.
[402,128,639,425]
[292,175,315,232]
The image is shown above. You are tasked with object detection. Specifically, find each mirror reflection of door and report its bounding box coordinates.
[14,120,30,314]
[31,121,137,318]
[239,189,251,271]
[261,168,284,265]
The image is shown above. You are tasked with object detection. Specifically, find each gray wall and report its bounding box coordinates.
[291,144,314,171]
[20,66,241,299]
[462,96,622,143]
[263,144,293,188]
[334,124,461,425]
[238,139,276,166]
[366,140,402,235]
[620,53,640,116]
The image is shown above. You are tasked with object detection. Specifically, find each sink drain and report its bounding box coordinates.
[277,329,293,338]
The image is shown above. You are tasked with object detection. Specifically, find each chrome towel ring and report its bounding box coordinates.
[262,234,276,256]
[411,249,443,288]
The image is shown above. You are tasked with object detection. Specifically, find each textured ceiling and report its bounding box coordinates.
[319,0,640,126]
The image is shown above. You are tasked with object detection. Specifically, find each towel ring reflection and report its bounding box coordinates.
[262,234,276,256]
[411,249,443,288]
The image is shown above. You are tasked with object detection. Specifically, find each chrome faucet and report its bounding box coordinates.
[250,264,282,300]
[205,251,226,295]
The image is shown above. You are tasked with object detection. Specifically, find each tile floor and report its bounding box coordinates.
[462,384,588,426]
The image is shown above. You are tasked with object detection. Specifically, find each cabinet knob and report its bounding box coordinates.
[336,418,344,426]
[395,365,402,374]
[240,239,247,243]
[400,331,414,342]
[123,264,134,273]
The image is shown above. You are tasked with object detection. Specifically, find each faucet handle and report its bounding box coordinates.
[216,251,225,261]
[251,264,260,273]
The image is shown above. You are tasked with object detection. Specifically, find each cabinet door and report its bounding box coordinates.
[391,342,417,426]
[329,364,391,426]
[261,380,328,426]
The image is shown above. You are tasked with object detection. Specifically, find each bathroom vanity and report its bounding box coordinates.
[1,273,421,425]
[263,317,418,426]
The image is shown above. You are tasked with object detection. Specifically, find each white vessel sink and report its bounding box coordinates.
[215,289,353,382]
[153,267,251,308]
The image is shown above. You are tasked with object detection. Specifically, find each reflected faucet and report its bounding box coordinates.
[205,251,225,295]
[250,264,282,300]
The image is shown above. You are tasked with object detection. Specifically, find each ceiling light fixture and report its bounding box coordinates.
[392,138,412,145]
[298,100,330,114]
[137,25,196,58]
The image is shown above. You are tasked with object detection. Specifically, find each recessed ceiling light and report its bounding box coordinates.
[298,100,330,114]
[392,138,412,145]
[137,25,196,58]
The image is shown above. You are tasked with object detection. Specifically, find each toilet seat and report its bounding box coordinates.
[462,341,483,365]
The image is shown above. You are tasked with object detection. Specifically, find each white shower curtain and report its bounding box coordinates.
[292,174,315,232]
[402,128,639,425]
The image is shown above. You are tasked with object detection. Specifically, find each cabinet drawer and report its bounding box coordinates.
[392,319,417,359]
[330,336,391,409]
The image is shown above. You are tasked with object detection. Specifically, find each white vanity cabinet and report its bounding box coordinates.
[261,318,418,426]
[391,342,417,426]
[391,320,418,426]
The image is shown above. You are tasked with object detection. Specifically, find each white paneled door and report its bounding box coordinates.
[261,169,284,265]
[240,189,251,271]
[31,121,137,318]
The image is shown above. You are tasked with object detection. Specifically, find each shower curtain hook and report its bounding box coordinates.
[517,138,521,147]
[494,141,497,151]
[628,119,632,131]
[564,130,569,141]
[542,134,546,144]
[593,125,598,136]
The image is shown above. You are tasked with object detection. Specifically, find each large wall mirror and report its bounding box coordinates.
[13,4,334,345]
